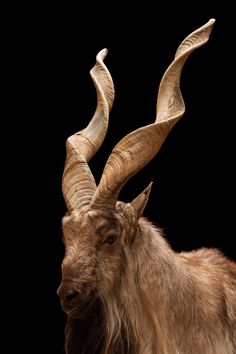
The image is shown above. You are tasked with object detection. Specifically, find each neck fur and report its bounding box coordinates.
[101,218,181,354]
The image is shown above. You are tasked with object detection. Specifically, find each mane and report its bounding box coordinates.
[101,217,173,354]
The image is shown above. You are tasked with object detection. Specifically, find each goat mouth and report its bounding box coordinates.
[67,297,94,319]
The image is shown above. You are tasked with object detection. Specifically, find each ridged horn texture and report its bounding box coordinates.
[62,49,115,212]
[90,19,215,211]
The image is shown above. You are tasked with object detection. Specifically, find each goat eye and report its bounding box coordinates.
[105,234,117,244]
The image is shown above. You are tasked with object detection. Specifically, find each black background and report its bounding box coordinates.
[9,4,235,353]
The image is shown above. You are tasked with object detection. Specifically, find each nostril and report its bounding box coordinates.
[57,282,79,305]
[65,289,78,302]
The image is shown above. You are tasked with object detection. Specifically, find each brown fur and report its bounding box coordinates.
[59,202,236,353]
[58,20,230,353]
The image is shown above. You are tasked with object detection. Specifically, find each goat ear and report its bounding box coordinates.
[131,182,153,218]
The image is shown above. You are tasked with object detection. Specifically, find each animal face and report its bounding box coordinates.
[57,203,138,318]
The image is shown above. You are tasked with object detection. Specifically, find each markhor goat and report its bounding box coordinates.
[57,19,236,354]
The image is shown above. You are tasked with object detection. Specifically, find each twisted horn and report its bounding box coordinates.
[90,19,215,211]
[62,49,115,212]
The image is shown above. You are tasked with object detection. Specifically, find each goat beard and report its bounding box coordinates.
[64,296,130,354]
[65,298,105,354]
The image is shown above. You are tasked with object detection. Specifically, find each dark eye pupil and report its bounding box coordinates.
[106,235,117,244]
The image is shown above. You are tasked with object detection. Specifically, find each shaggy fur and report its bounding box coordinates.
[57,20,228,353]
[59,202,236,354]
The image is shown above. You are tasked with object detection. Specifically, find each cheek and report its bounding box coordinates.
[95,249,124,293]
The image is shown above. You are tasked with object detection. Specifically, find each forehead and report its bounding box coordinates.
[62,209,119,231]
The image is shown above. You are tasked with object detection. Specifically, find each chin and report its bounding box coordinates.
[67,297,95,319]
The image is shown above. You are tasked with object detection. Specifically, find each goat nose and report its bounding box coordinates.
[57,282,79,303]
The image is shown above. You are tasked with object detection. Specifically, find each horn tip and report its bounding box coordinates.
[203,18,216,37]
[205,18,216,32]
[208,18,216,25]
[97,48,108,60]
